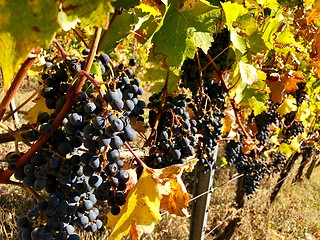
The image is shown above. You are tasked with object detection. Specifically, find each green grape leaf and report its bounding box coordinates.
[221,2,248,30]
[261,11,283,48]
[239,61,257,85]
[276,26,296,45]
[151,0,220,68]
[230,30,247,53]
[99,11,137,53]
[192,31,214,54]
[248,97,267,115]
[247,31,268,53]
[61,0,114,29]
[237,13,257,36]
[0,1,59,90]
[144,63,179,93]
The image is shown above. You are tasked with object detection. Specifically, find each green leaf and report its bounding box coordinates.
[247,31,268,53]
[61,0,114,29]
[144,63,180,93]
[277,95,297,115]
[239,61,257,85]
[248,97,267,115]
[261,11,283,48]
[151,0,220,68]
[192,31,214,54]
[221,2,248,30]
[100,12,137,53]
[0,1,59,90]
[276,25,296,45]
[230,30,247,54]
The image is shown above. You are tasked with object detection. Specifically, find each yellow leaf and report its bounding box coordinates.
[107,167,162,240]
[107,159,198,239]
[296,102,311,122]
[0,1,58,90]
[277,95,297,115]
[136,3,161,17]
[23,94,52,124]
[290,137,301,152]
[279,142,293,158]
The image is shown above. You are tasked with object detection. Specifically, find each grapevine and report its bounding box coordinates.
[0,1,320,240]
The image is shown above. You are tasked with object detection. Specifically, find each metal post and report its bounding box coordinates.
[189,145,218,240]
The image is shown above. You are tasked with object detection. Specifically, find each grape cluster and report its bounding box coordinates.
[225,140,271,195]
[255,110,280,146]
[181,50,227,172]
[270,151,287,173]
[146,93,197,168]
[292,82,307,106]
[11,53,145,239]
[283,111,304,138]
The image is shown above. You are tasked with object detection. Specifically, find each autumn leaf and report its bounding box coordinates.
[107,159,198,240]
[266,73,285,103]
[277,95,297,115]
[282,71,305,93]
[23,94,52,124]
[221,107,236,137]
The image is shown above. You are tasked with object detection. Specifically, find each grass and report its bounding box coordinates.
[1,86,320,239]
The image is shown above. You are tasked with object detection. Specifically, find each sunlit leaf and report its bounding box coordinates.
[277,95,297,115]
[0,1,58,90]
[151,0,220,67]
[23,95,52,124]
[107,159,197,239]
[239,61,257,85]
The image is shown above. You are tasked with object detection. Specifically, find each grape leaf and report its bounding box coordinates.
[0,1,58,90]
[230,30,247,54]
[221,1,248,30]
[266,76,285,103]
[57,10,80,31]
[90,62,107,92]
[239,61,257,85]
[23,95,52,124]
[100,11,142,53]
[277,95,297,115]
[144,62,180,93]
[61,0,114,28]
[151,0,220,67]
[261,11,283,48]
[282,71,305,93]
[107,159,197,239]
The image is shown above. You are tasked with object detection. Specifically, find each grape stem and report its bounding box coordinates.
[206,53,252,141]
[145,70,170,146]
[0,28,102,184]
[124,142,146,167]
[72,28,89,49]
[0,47,41,122]
[74,70,107,106]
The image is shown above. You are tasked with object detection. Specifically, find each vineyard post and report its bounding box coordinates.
[189,145,218,240]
